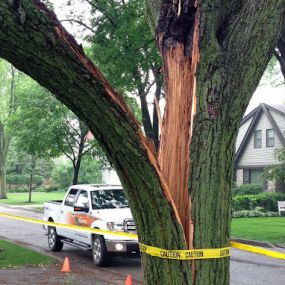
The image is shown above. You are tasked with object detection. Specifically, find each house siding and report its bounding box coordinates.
[235,118,252,151]
[237,112,281,167]
[271,110,285,139]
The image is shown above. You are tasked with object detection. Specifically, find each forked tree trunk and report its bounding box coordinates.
[0,1,284,284]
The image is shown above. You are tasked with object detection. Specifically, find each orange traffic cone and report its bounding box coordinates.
[61,257,71,273]
[124,274,132,285]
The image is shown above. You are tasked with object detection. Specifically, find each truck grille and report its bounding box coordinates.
[123,219,136,233]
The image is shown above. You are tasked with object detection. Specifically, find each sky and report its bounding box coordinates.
[51,0,285,116]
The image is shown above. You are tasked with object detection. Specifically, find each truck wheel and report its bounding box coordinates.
[92,235,110,267]
[48,226,63,252]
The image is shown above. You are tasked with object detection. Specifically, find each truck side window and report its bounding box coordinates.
[75,191,89,207]
[64,189,78,207]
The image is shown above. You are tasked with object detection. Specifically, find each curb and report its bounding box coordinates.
[0,203,43,213]
[231,237,285,249]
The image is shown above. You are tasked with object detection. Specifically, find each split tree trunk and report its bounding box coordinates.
[0,1,284,284]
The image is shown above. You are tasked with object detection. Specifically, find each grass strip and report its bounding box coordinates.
[231,217,285,243]
[0,192,65,205]
[0,239,57,268]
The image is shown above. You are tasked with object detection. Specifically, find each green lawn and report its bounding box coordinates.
[0,191,66,205]
[0,239,56,268]
[231,217,285,243]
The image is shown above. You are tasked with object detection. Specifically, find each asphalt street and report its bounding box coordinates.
[0,205,285,284]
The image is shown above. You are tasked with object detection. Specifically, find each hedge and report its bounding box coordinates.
[233,192,285,212]
[232,183,263,196]
[6,174,44,186]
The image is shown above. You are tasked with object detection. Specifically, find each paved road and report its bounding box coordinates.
[0,205,285,284]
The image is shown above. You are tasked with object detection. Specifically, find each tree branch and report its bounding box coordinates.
[60,19,96,34]
[83,0,116,27]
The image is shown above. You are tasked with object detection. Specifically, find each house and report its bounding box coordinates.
[235,103,285,191]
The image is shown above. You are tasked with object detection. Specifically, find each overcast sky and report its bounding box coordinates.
[51,0,285,115]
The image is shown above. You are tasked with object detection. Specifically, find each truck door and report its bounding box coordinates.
[73,190,93,244]
[58,188,79,239]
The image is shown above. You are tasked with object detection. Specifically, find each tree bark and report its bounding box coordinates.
[0,1,283,284]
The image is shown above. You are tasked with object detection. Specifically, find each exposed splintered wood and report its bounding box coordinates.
[157,0,199,248]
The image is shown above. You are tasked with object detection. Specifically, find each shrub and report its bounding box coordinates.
[233,183,263,196]
[6,174,44,186]
[233,192,285,212]
[43,185,59,192]
[8,187,29,193]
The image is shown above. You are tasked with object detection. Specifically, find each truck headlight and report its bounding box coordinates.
[107,222,124,232]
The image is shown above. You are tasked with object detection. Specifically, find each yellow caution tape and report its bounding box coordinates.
[139,243,230,260]
[0,211,229,260]
[231,241,285,260]
[0,212,138,239]
[1,212,285,261]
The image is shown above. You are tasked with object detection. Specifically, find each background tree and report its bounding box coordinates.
[6,142,52,194]
[264,148,285,193]
[0,60,17,199]
[0,1,283,284]
[9,77,98,185]
[51,156,102,189]
[60,0,163,148]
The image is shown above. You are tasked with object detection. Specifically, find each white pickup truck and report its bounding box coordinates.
[43,184,138,266]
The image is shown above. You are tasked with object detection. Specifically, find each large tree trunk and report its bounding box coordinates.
[189,2,284,284]
[0,1,283,284]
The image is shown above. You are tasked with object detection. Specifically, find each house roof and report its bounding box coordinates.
[235,103,285,164]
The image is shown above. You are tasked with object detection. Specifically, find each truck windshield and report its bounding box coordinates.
[91,189,129,209]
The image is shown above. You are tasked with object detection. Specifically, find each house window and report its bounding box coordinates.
[243,169,264,186]
[254,130,262,148]
[266,129,274,147]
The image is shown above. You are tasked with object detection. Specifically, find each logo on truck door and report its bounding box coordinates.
[66,212,99,227]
